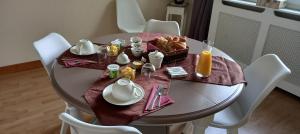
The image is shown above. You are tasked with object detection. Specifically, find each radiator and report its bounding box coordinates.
[208,0,300,97]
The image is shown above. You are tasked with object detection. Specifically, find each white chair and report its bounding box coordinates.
[144,19,181,36]
[33,33,79,134]
[116,0,146,33]
[209,54,291,134]
[33,33,72,75]
[59,107,142,134]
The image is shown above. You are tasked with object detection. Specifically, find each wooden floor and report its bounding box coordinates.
[0,68,299,134]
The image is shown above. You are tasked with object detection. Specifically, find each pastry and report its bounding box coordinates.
[154,36,187,52]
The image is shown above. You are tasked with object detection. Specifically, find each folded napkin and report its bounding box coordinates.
[144,84,174,113]
[57,48,113,70]
[62,58,97,68]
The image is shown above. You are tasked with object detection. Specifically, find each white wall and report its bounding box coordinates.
[0,0,169,67]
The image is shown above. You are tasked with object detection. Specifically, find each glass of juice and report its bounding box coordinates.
[196,40,214,77]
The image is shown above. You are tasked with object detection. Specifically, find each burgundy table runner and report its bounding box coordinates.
[166,54,246,86]
[83,74,172,125]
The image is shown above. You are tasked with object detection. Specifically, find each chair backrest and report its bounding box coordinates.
[237,54,291,118]
[59,112,142,134]
[33,33,71,76]
[116,0,146,32]
[144,19,181,36]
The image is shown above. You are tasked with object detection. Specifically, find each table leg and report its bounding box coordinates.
[182,115,214,134]
[192,115,214,134]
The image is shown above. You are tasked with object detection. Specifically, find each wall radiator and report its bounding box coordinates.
[208,0,300,97]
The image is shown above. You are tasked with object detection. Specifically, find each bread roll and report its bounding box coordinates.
[179,36,187,42]
[173,36,180,42]
[173,42,186,49]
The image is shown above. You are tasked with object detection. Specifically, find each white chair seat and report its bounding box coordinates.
[211,102,244,128]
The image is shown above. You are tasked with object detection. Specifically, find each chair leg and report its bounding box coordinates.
[60,122,69,134]
[227,128,238,134]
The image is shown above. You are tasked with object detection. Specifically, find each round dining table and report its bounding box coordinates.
[50,33,244,134]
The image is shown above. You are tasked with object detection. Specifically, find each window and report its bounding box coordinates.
[242,0,300,10]
[287,0,300,10]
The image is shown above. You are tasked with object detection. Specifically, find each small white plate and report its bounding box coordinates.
[70,44,100,55]
[102,83,145,106]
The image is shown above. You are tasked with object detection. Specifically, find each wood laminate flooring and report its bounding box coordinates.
[0,68,299,134]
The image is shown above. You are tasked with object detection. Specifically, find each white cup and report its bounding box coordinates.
[111,79,140,101]
[131,47,143,57]
[78,39,95,55]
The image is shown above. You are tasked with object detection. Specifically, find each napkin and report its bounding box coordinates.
[62,58,97,68]
[144,84,174,112]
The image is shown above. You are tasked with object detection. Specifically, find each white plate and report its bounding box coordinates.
[70,44,100,55]
[102,83,145,106]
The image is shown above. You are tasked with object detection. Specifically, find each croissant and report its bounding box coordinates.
[173,42,186,50]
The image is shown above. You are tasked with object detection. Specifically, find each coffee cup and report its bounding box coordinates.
[78,39,95,55]
[111,78,140,101]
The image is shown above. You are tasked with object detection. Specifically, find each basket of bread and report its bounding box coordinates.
[147,36,189,63]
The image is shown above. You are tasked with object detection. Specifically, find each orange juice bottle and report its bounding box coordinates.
[196,50,212,77]
[196,40,213,77]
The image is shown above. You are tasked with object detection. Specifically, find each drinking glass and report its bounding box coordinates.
[141,63,156,79]
[196,40,214,77]
[98,45,107,60]
[107,45,119,56]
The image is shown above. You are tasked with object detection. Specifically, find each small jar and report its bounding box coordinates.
[107,64,120,79]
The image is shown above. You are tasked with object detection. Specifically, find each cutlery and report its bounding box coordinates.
[146,86,159,111]
[150,85,163,110]
[157,84,164,107]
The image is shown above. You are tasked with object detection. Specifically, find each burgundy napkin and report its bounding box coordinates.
[62,59,97,68]
[57,49,117,70]
[144,84,174,113]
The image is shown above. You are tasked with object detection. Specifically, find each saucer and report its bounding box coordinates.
[102,83,145,106]
[70,44,100,55]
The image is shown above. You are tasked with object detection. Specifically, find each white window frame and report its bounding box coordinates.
[241,0,300,10]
